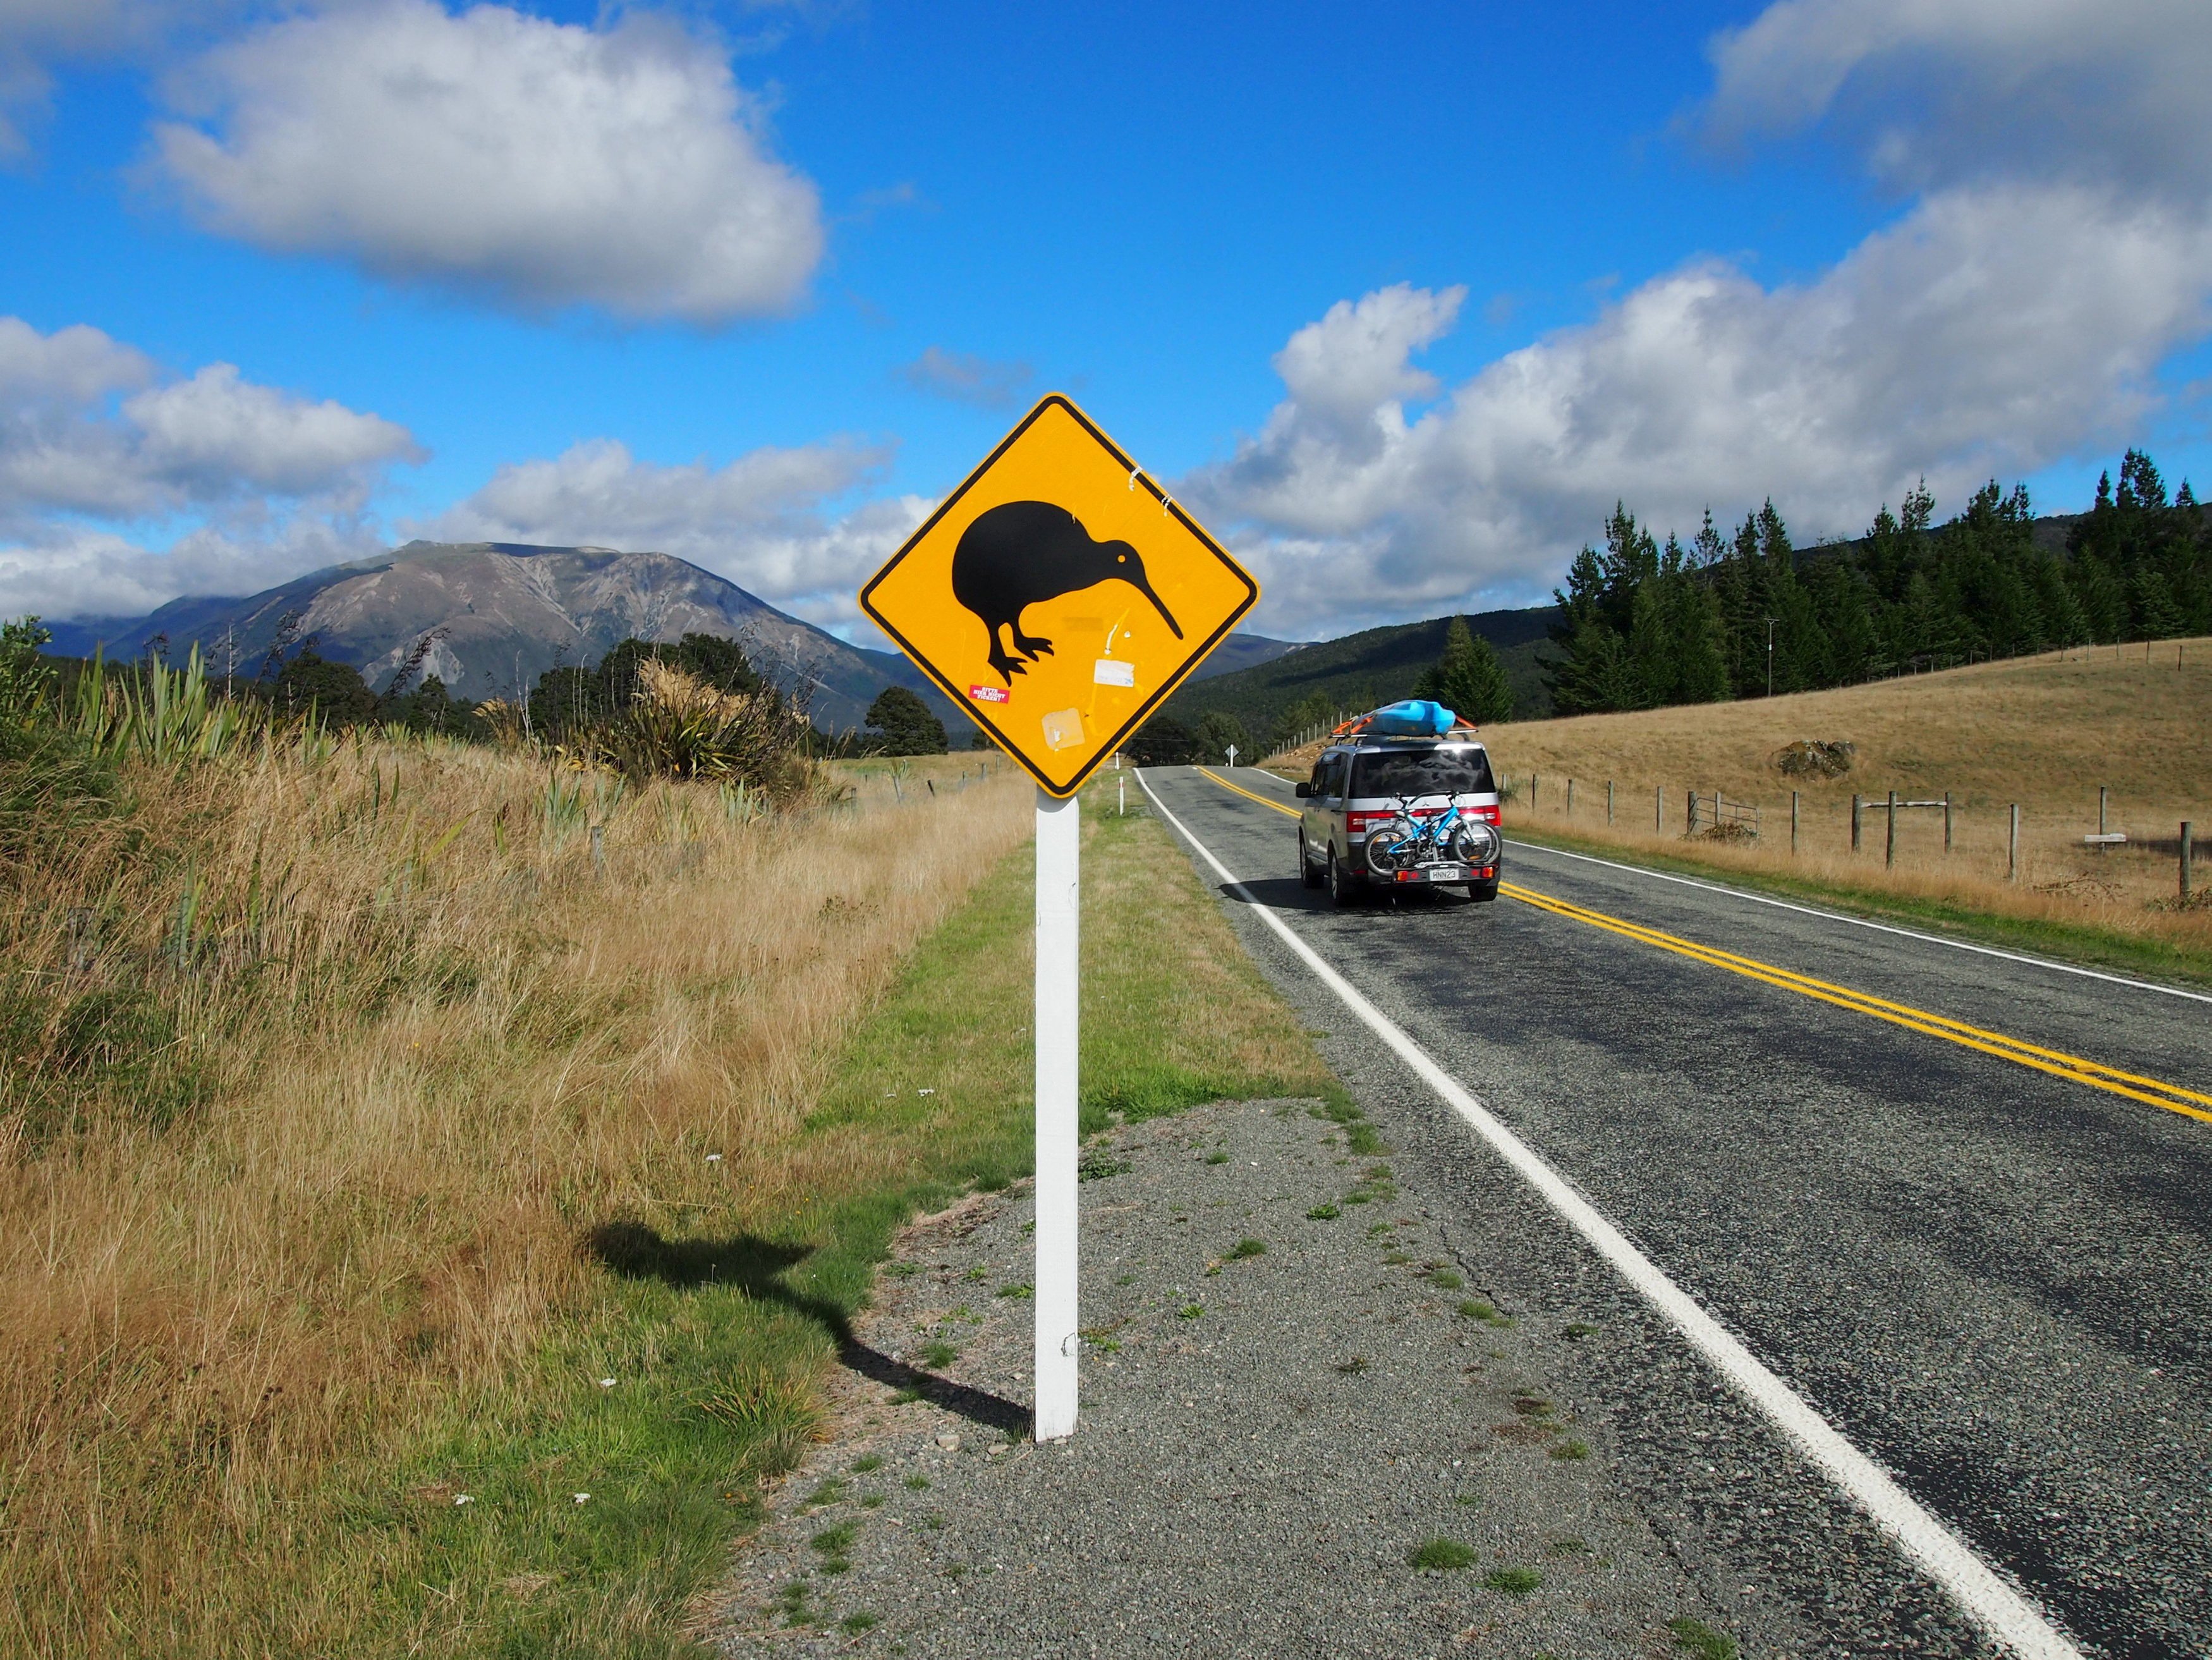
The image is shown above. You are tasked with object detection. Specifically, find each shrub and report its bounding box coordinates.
[607,660,816,793]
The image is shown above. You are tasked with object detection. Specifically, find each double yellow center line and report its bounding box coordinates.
[1190,768,2212,1125]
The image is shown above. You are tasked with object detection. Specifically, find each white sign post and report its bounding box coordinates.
[1033,787,1081,1440]
[1226,743,1238,767]
[853,396,1261,1446]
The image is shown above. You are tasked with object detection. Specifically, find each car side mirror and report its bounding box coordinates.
[1294,781,1312,798]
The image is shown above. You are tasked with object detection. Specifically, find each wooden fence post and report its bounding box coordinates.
[1532,774,1540,812]
[2009,804,2020,882]
[1791,790,1799,854]
[1851,794,1862,851]
[1655,786,1662,833]
[1943,792,1952,854]
[2183,821,2195,903]
[1885,790,1897,868]
[1687,789,1698,835]
[1607,779,1615,825]
[1566,778,1574,817]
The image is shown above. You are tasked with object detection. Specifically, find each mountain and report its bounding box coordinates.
[1183,631,1303,680]
[42,541,960,735]
[39,541,1323,738]
[1162,604,1562,740]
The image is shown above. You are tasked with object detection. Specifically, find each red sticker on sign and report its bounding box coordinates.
[967,684,1010,705]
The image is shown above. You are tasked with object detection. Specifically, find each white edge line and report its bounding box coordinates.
[1504,835,2212,1006]
[1137,767,2084,1660]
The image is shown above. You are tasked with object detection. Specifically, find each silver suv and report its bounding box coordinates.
[1294,737,1504,905]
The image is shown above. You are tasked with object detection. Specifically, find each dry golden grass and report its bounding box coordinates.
[0,735,1030,1654]
[1269,639,2212,962]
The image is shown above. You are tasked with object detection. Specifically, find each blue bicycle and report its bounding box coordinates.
[1364,794,1502,883]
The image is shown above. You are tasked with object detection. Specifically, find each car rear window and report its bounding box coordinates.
[1351,748,1495,798]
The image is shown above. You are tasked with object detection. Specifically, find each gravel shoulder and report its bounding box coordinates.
[707,1098,1758,1659]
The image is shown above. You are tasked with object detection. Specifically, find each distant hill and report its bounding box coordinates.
[41,540,970,735]
[1164,604,1561,741]
[39,540,1306,738]
[1183,631,1301,681]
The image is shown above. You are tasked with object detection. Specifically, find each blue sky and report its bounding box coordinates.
[3,1,2209,642]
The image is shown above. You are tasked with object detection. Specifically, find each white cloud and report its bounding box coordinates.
[420,436,925,631]
[1185,0,2212,637]
[0,516,382,621]
[123,363,418,497]
[896,346,1033,410]
[0,0,244,159]
[151,1,825,323]
[0,317,418,524]
[1191,184,2212,636]
[1270,284,1464,437]
[0,314,421,616]
[1700,0,2212,198]
[0,314,150,406]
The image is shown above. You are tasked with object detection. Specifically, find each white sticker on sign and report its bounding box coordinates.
[1092,659,1136,688]
[1041,707,1085,752]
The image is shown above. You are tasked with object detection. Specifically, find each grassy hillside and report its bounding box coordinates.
[1272,638,2212,976]
[1165,605,1559,740]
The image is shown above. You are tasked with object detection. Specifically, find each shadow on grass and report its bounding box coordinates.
[581,1221,1029,1437]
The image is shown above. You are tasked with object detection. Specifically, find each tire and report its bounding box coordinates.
[1299,829,1324,889]
[1468,881,1499,903]
[1328,847,1361,906]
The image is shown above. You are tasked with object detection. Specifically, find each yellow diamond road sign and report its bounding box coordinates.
[859,394,1260,796]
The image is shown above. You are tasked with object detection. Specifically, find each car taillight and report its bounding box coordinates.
[1469,806,1500,824]
[1347,810,1392,833]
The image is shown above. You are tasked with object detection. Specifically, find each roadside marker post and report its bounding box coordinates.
[857,394,1258,1441]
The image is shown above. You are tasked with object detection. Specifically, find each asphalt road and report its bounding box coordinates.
[1138,764,2212,1660]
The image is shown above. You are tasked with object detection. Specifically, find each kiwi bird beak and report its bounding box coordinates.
[1133,573,1183,638]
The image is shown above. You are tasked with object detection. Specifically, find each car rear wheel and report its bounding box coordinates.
[1328,848,1361,906]
[1299,829,1324,889]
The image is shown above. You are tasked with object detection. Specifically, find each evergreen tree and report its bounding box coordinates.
[1414,615,1514,723]
[1665,571,1731,703]
[273,649,379,726]
[1691,509,1726,568]
[1543,504,1658,712]
[1129,716,1199,764]
[2134,568,2187,638]
[1523,446,2197,719]
[863,687,947,755]
[528,662,596,741]
[1192,710,1251,761]
[1279,689,1338,735]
